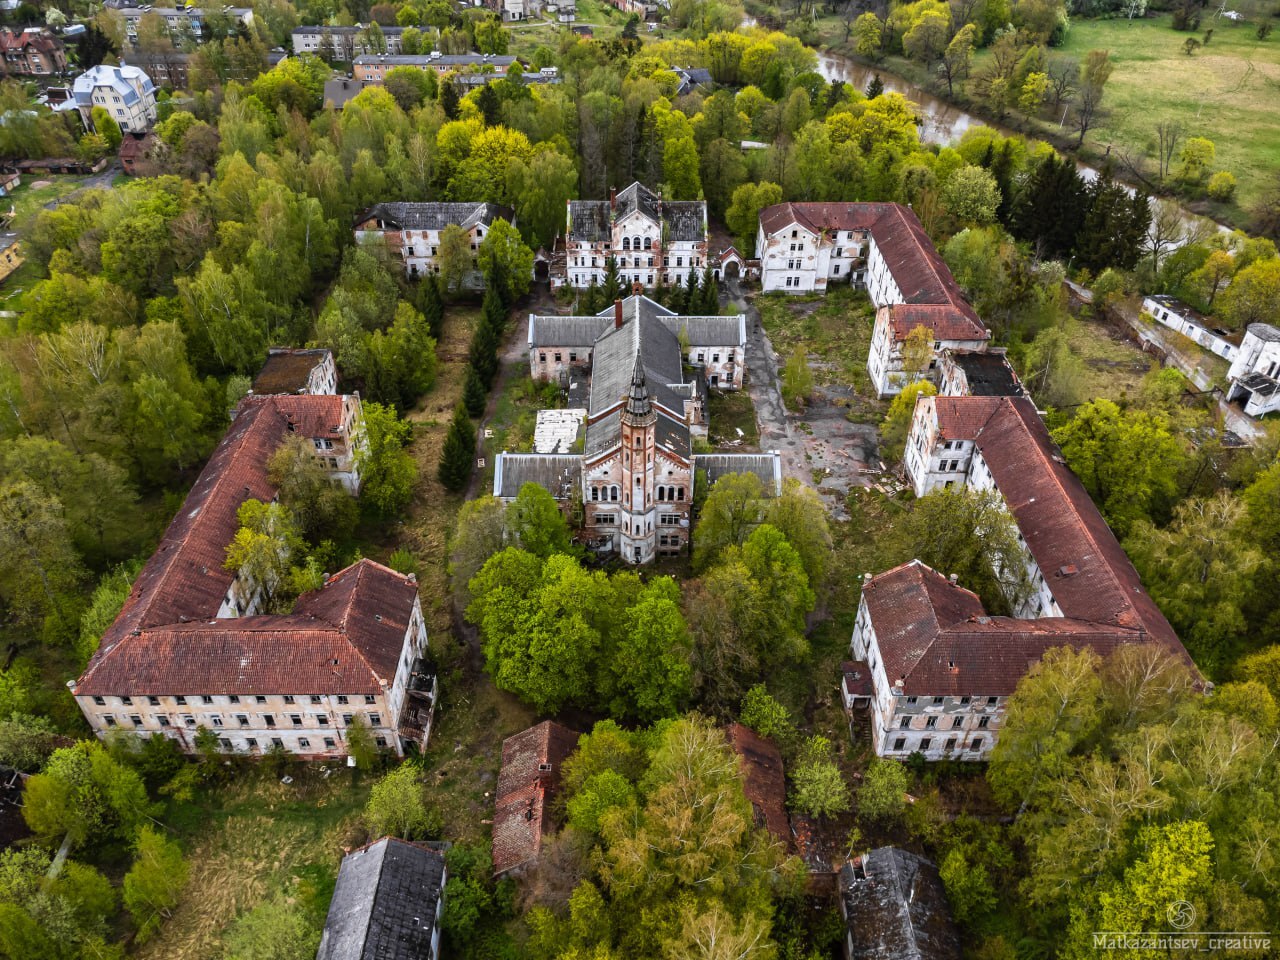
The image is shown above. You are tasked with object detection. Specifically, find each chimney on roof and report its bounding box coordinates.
[614,298,623,329]
[949,573,958,584]
[862,573,871,583]
[609,186,616,212]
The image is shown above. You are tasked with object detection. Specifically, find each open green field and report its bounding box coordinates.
[4,174,90,231]
[1059,14,1280,211]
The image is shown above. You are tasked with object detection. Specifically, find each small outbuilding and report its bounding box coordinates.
[838,847,961,960]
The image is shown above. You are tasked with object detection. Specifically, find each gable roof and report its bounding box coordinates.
[357,201,513,232]
[840,847,961,960]
[492,721,580,876]
[944,350,1025,398]
[317,837,446,960]
[492,453,582,499]
[758,202,985,338]
[694,453,783,496]
[725,723,791,844]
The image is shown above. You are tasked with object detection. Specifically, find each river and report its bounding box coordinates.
[741,16,1227,238]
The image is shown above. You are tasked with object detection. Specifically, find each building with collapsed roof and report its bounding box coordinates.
[756,202,990,398]
[851,395,1193,761]
[492,721,580,877]
[318,836,447,960]
[559,182,708,290]
[495,295,779,564]
[1226,322,1280,418]
[71,379,438,759]
[355,202,515,288]
[250,347,338,396]
[838,847,961,959]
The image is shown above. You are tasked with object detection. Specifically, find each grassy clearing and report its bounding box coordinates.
[483,374,564,490]
[3,175,89,231]
[755,287,877,391]
[1058,14,1280,211]
[134,765,370,960]
[1067,315,1157,402]
[707,387,761,447]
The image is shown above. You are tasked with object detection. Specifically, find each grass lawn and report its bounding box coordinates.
[1058,14,1280,211]
[134,764,370,960]
[482,373,564,493]
[3,174,89,232]
[754,287,877,394]
[1067,315,1158,402]
[707,387,761,447]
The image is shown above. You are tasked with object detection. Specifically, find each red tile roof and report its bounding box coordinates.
[492,721,580,876]
[75,560,418,696]
[758,201,986,340]
[932,396,1004,441]
[74,394,412,698]
[862,561,1144,696]
[725,722,791,844]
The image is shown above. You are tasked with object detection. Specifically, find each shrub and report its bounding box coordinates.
[1207,171,1237,202]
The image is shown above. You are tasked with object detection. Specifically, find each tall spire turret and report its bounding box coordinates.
[625,351,651,417]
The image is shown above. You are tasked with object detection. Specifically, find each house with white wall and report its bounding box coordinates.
[851,394,1195,761]
[355,202,514,288]
[756,202,990,397]
[560,182,708,290]
[1141,294,1239,362]
[1225,322,1280,418]
[73,63,156,133]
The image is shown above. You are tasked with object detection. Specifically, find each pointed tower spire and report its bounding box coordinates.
[626,350,651,416]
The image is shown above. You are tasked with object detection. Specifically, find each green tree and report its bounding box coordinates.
[346,714,380,771]
[267,434,359,545]
[892,486,1031,614]
[1022,321,1086,409]
[124,826,189,943]
[781,344,812,411]
[462,364,487,418]
[359,402,418,517]
[662,135,702,201]
[366,764,439,839]
[857,758,909,824]
[880,380,937,462]
[740,684,796,747]
[1052,398,1184,537]
[223,499,304,612]
[938,23,977,97]
[436,223,475,298]
[0,481,86,636]
[724,181,782,255]
[1218,257,1280,331]
[90,106,122,149]
[692,471,765,571]
[607,577,693,721]
[23,741,151,848]
[437,404,476,493]
[222,894,320,960]
[763,480,833,591]
[366,301,438,411]
[789,736,850,819]
[943,165,1001,224]
[506,149,578,251]
[448,495,506,605]
[416,273,445,341]
[478,217,533,302]
[506,482,571,557]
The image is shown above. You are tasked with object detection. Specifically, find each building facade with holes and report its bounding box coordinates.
[70,375,437,760]
[850,396,1194,761]
[1225,322,1280,418]
[558,182,708,290]
[495,296,778,564]
[355,202,514,287]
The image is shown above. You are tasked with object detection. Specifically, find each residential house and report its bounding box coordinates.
[355,201,514,287]
[0,28,67,76]
[755,202,989,397]
[353,51,517,82]
[559,182,708,290]
[0,236,21,284]
[118,6,254,46]
[498,295,778,564]
[838,847,961,960]
[250,347,339,396]
[725,722,790,845]
[1142,294,1239,362]
[119,130,160,176]
[493,721,580,877]
[452,66,561,92]
[547,0,576,23]
[128,49,191,89]
[852,395,1193,761]
[489,0,543,21]
[1225,322,1280,418]
[73,63,157,133]
[317,837,447,960]
[323,77,375,109]
[291,25,407,60]
[70,389,441,760]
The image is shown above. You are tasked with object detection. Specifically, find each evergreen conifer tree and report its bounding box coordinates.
[418,274,444,341]
[699,267,718,314]
[682,267,700,314]
[440,79,460,120]
[602,257,621,303]
[462,365,487,418]
[469,319,500,387]
[866,74,884,99]
[438,405,476,492]
[482,284,506,335]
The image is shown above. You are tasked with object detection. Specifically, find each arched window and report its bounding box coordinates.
[633,236,641,250]
[677,487,685,501]
[591,486,599,501]
[657,487,665,501]
[622,237,631,251]
[644,237,652,250]
[610,486,619,501]
[635,475,642,485]
[634,435,642,447]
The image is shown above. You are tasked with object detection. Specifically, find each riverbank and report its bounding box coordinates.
[742,2,1265,234]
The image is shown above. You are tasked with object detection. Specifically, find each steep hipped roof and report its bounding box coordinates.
[840,848,961,960]
[356,201,513,232]
[528,295,742,350]
[72,63,153,106]
[588,303,684,419]
[885,303,987,344]
[725,723,790,844]
[758,202,984,338]
[317,837,446,960]
[568,182,706,243]
[76,560,418,696]
[493,721,580,876]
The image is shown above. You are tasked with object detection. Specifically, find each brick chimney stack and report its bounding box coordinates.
[610,186,616,212]
[614,298,623,329]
